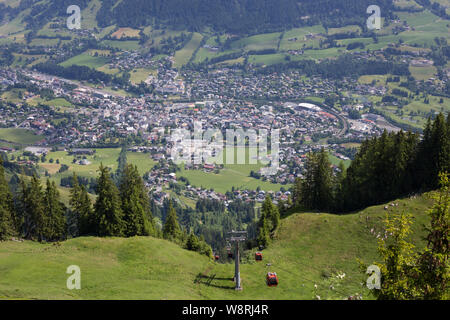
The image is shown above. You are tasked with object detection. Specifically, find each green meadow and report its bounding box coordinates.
[173,33,204,68]
[0,192,435,299]
[39,148,156,186]
[60,53,110,69]
[230,32,283,51]
[0,128,44,145]
[177,147,287,193]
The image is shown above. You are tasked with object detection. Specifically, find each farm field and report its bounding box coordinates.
[38,148,157,186]
[173,33,203,68]
[248,53,288,66]
[129,68,156,84]
[111,27,140,39]
[26,97,74,111]
[100,40,141,51]
[230,32,282,51]
[0,128,44,145]
[409,66,437,81]
[0,192,434,299]
[60,53,110,69]
[279,25,326,51]
[193,48,241,64]
[179,165,285,194]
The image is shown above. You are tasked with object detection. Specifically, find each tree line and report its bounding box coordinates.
[292,113,450,213]
[0,159,212,257]
[256,54,410,80]
[97,0,394,34]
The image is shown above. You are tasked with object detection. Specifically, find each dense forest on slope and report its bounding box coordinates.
[97,0,395,33]
[3,0,396,34]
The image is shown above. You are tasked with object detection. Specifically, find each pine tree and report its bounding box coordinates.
[114,145,128,185]
[22,175,46,241]
[0,157,16,240]
[300,149,333,211]
[261,195,279,233]
[257,212,270,248]
[429,113,449,187]
[333,161,346,211]
[43,179,66,241]
[120,164,154,237]
[292,177,302,208]
[185,231,200,251]
[415,114,450,189]
[94,164,125,237]
[70,173,94,235]
[162,201,181,241]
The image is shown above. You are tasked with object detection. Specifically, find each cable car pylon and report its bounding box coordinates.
[226,230,247,291]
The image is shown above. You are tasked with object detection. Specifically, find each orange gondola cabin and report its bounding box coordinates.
[266,272,278,287]
[255,252,263,261]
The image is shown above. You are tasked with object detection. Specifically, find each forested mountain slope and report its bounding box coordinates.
[1,0,396,34]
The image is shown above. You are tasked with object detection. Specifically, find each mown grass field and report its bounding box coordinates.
[409,66,437,81]
[60,53,110,69]
[173,33,203,68]
[0,128,44,145]
[100,40,141,51]
[279,25,326,51]
[179,164,285,193]
[129,68,156,84]
[0,192,435,299]
[230,32,282,51]
[178,147,287,193]
[39,148,157,185]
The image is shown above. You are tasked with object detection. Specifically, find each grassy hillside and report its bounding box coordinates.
[0,191,435,300]
[0,128,44,145]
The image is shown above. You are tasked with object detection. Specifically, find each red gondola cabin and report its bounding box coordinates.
[266,272,278,287]
[215,255,220,261]
[255,252,263,261]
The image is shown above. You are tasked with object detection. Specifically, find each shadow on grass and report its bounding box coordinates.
[194,273,235,290]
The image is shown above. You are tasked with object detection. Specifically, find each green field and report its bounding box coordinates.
[101,40,141,51]
[409,65,437,81]
[0,128,44,145]
[230,32,282,51]
[39,148,156,188]
[129,68,156,84]
[193,48,241,64]
[177,147,286,193]
[0,192,434,299]
[248,53,288,66]
[60,53,110,69]
[328,154,351,168]
[280,26,326,51]
[27,97,74,111]
[327,25,361,35]
[173,33,203,68]
[179,164,285,193]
